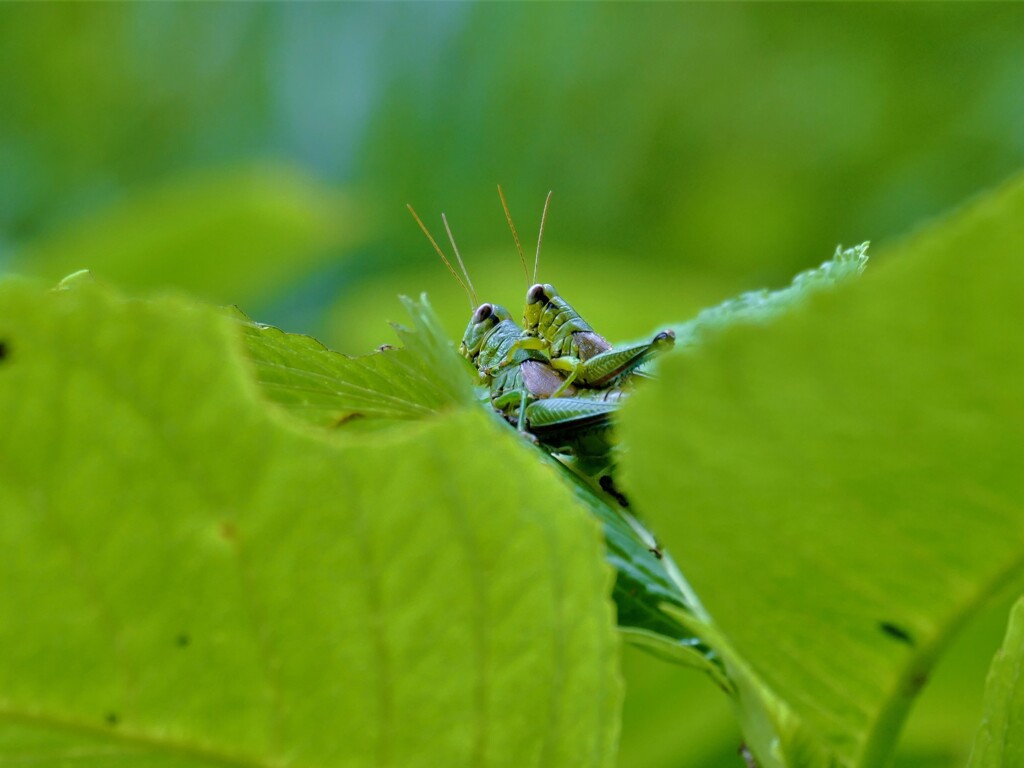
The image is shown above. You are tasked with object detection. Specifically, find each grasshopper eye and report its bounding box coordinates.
[527,284,548,304]
[473,303,493,323]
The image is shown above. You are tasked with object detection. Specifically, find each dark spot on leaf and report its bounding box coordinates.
[907,670,929,694]
[105,712,119,726]
[176,633,190,648]
[648,546,664,560]
[335,412,365,427]
[376,344,396,352]
[219,521,237,542]
[879,621,915,645]
[0,340,8,362]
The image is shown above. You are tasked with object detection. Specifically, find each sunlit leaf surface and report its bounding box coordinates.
[0,279,621,768]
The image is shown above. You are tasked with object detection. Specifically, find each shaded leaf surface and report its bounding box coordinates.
[620,175,1024,766]
[236,296,474,430]
[0,279,621,768]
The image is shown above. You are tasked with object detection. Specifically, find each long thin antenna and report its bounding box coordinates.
[497,184,530,289]
[407,204,473,310]
[442,213,477,308]
[533,190,553,285]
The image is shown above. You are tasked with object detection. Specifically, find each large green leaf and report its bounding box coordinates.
[968,596,1024,768]
[619,173,1024,767]
[0,279,621,767]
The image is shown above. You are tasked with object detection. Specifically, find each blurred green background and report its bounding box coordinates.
[2,4,1021,766]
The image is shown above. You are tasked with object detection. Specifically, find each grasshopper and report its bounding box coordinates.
[460,298,625,479]
[407,204,624,484]
[496,186,677,392]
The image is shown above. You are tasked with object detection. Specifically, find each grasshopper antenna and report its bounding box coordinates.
[533,190,553,285]
[407,204,474,311]
[442,213,477,308]
[497,184,530,290]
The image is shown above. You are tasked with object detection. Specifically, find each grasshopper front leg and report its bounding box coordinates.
[490,386,530,432]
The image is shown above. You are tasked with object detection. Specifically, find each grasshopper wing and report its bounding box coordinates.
[525,396,620,475]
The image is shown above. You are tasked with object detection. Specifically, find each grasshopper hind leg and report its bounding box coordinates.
[573,329,676,388]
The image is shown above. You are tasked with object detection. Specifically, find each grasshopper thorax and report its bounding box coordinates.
[460,302,515,361]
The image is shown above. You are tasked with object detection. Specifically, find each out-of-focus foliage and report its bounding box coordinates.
[15,165,359,305]
[3,5,1023,346]
[1,5,1022,767]
[968,596,1024,768]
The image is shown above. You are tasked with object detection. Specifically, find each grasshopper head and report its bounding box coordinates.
[523,283,557,334]
[460,302,513,360]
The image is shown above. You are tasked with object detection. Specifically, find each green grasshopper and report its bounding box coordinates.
[407,204,624,483]
[496,186,677,392]
[460,298,625,479]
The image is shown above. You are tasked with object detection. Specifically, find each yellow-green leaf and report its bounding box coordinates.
[0,278,621,767]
